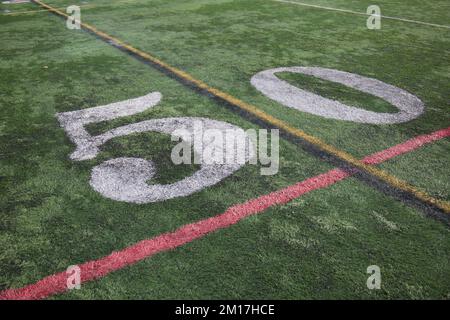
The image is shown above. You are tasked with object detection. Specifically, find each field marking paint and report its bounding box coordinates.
[2,0,138,16]
[251,66,425,124]
[30,0,450,214]
[87,118,255,203]
[2,3,94,16]
[1,126,449,300]
[273,0,450,30]
[57,92,257,203]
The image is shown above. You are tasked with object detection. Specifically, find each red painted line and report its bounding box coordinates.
[363,127,450,165]
[1,127,449,300]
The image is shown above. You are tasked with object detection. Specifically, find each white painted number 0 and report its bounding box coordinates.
[251,67,424,124]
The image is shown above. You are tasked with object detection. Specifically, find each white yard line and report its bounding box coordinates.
[273,0,450,30]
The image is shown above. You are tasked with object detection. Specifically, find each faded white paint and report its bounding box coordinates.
[89,117,255,203]
[57,92,162,161]
[251,67,424,124]
[57,93,255,203]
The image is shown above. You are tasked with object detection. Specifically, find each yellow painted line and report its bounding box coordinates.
[3,8,57,16]
[273,0,450,30]
[2,0,139,16]
[2,4,94,16]
[31,0,450,214]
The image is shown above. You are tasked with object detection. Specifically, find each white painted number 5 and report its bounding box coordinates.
[57,93,254,203]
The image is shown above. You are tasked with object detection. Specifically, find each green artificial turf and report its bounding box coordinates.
[46,0,449,158]
[0,0,449,299]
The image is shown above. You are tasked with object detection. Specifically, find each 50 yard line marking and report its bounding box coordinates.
[31,0,450,214]
[273,0,450,30]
